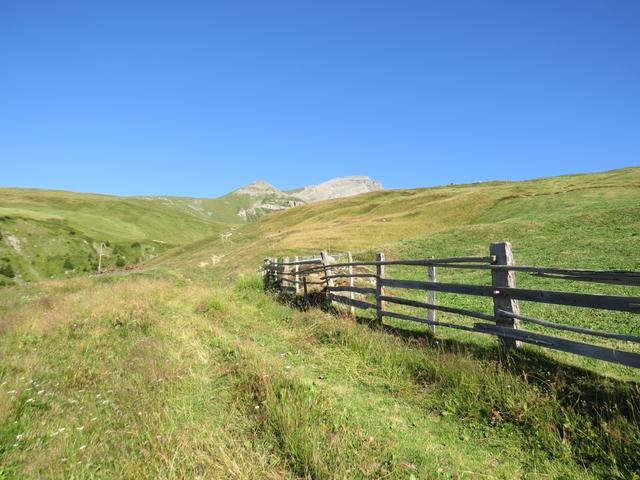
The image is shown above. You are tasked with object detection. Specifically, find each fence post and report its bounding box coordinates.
[427,256,436,334]
[272,257,279,290]
[490,242,521,348]
[303,276,308,301]
[320,251,334,287]
[347,251,355,317]
[283,256,290,290]
[294,256,300,295]
[376,252,385,324]
[321,250,333,306]
[263,257,270,288]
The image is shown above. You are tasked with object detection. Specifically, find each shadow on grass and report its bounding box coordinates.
[270,285,639,423]
[377,314,640,424]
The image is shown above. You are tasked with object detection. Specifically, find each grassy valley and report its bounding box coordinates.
[0,188,238,283]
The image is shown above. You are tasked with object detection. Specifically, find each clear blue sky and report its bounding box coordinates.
[1,1,638,197]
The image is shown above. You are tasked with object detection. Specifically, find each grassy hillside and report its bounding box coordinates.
[153,166,640,376]
[1,272,638,478]
[1,168,640,478]
[157,167,640,275]
[0,188,231,283]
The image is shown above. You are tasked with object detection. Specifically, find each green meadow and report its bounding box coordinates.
[1,167,639,478]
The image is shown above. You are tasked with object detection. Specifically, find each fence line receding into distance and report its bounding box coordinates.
[262,242,640,369]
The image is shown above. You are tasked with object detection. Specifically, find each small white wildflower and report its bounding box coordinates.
[76,426,84,431]
[101,400,108,404]
[16,434,24,441]
[1,381,7,386]
[284,365,291,369]
[26,398,34,403]
[254,405,260,410]
[37,390,45,395]
[138,411,142,416]
[96,394,101,398]
[79,445,86,450]
[91,417,97,421]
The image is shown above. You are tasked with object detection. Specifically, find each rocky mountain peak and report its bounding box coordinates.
[295,176,383,203]
[232,180,281,197]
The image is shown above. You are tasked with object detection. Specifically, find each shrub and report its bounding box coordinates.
[63,256,74,270]
[115,257,126,267]
[0,260,15,278]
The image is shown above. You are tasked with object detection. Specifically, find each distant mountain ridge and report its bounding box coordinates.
[225,176,383,220]
[0,175,382,282]
[295,176,383,203]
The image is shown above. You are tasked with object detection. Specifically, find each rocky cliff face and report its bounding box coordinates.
[230,181,303,220]
[294,176,383,203]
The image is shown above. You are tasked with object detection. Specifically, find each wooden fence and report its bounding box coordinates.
[263,242,640,369]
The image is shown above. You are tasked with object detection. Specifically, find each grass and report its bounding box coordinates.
[154,167,640,278]
[1,167,640,478]
[1,273,638,478]
[0,187,239,282]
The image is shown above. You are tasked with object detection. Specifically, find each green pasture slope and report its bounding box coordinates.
[0,188,242,283]
[1,167,639,478]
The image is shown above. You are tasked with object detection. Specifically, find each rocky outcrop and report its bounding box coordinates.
[294,176,383,203]
[231,181,303,220]
[227,177,382,220]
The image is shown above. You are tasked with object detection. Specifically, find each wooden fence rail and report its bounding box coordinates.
[263,241,640,369]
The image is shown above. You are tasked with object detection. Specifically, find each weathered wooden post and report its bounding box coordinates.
[320,250,334,305]
[303,276,308,301]
[273,257,279,290]
[427,256,436,334]
[263,257,270,288]
[347,251,355,317]
[320,251,334,286]
[294,256,300,295]
[376,252,385,324]
[490,242,520,348]
[283,256,290,290]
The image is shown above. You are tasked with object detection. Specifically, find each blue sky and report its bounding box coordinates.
[1,1,638,197]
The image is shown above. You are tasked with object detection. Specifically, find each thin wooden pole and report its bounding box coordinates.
[283,256,290,290]
[376,252,385,324]
[427,255,436,334]
[263,258,270,288]
[320,251,334,287]
[303,276,308,301]
[273,257,281,288]
[294,255,300,295]
[321,250,334,307]
[347,251,355,317]
[490,242,520,348]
